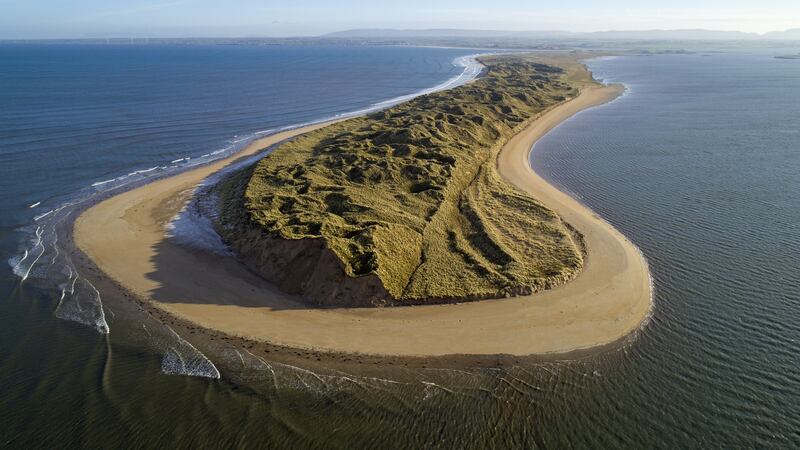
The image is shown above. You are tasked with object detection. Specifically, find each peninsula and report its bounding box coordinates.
[74,53,652,357]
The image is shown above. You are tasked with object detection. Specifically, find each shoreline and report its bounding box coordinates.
[74,68,651,358]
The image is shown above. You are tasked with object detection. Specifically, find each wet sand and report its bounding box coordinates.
[74,81,650,357]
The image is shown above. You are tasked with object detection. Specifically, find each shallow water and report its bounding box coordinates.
[2,46,800,447]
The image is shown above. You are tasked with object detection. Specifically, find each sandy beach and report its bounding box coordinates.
[74,80,650,357]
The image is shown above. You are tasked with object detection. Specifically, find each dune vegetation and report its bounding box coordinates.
[217,55,586,306]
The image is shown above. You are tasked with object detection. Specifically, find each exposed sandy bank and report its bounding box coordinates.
[74,81,650,357]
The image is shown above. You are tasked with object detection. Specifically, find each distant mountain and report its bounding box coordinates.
[324,28,796,41]
[324,29,576,39]
[584,29,757,40]
[762,28,800,40]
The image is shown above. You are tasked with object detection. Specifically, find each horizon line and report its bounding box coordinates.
[2,26,800,42]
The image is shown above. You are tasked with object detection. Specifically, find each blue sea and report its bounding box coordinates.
[1,44,799,447]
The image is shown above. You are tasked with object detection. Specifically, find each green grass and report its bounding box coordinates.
[219,55,586,304]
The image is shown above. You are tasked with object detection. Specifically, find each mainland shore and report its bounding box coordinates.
[74,61,651,358]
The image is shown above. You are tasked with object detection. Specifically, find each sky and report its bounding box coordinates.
[1,0,799,39]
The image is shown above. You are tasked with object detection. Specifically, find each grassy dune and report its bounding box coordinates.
[219,55,586,305]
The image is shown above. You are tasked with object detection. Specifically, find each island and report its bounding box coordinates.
[73,53,652,357]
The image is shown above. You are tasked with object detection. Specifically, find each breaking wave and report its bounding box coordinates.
[160,327,221,379]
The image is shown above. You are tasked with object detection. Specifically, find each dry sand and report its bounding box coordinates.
[74,83,651,357]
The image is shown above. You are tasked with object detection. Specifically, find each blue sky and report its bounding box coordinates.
[2,0,799,39]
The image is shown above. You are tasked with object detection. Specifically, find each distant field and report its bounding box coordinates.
[217,55,587,306]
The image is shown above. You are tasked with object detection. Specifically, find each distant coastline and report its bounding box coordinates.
[72,52,651,358]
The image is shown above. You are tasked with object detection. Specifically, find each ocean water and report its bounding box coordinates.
[1,45,800,448]
[528,52,800,446]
